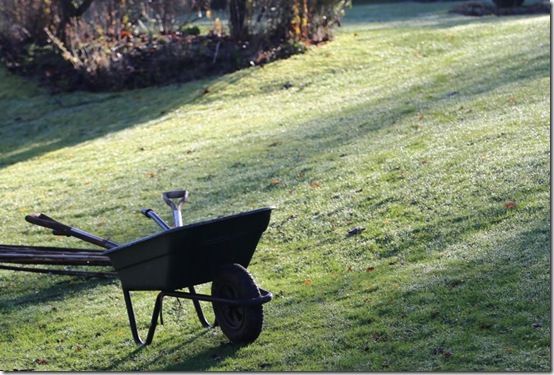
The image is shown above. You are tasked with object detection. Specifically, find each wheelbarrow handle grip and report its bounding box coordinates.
[141,208,171,231]
[25,213,118,249]
[25,213,71,235]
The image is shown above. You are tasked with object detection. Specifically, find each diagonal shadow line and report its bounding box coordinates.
[0,274,115,314]
[0,8,545,172]
[162,340,242,371]
[184,42,548,213]
[364,221,549,371]
[0,66,260,170]
[342,1,548,28]
[102,328,218,371]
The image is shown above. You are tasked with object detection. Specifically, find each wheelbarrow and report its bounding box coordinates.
[18,190,274,345]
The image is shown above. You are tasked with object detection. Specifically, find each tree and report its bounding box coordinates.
[229,0,249,40]
[57,0,96,43]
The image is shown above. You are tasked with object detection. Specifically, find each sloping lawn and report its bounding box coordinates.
[0,2,549,371]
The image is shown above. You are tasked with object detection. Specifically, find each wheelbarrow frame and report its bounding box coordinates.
[5,190,273,346]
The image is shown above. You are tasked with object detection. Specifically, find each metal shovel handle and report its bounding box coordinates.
[162,190,189,227]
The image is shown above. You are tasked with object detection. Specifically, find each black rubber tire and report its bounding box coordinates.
[492,0,524,8]
[211,263,264,344]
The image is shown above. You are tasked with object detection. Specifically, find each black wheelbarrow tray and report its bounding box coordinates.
[0,190,274,345]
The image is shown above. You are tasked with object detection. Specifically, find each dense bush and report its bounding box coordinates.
[0,0,350,91]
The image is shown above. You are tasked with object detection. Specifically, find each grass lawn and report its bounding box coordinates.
[0,1,550,371]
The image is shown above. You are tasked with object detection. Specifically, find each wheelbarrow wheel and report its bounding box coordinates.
[211,263,263,344]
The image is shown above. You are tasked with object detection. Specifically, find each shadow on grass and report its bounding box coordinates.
[102,328,241,371]
[343,1,547,29]
[0,273,116,314]
[276,207,549,370]
[0,67,257,169]
[0,272,117,345]
[343,1,457,25]
[151,338,241,371]
[0,2,545,173]
[0,266,241,371]
[188,42,547,212]
[362,218,550,371]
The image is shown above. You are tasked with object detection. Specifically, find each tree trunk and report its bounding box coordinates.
[56,0,96,44]
[229,0,248,41]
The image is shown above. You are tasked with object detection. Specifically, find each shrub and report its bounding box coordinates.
[0,0,350,91]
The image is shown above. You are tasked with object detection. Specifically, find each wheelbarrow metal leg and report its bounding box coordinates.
[188,286,214,328]
[122,289,164,346]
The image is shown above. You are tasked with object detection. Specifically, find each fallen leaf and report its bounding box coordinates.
[347,227,365,237]
[271,178,281,185]
[366,267,375,272]
[282,82,293,89]
[309,181,321,188]
[432,347,453,358]
[146,171,156,178]
[304,279,312,286]
[372,333,386,342]
[504,200,517,209]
